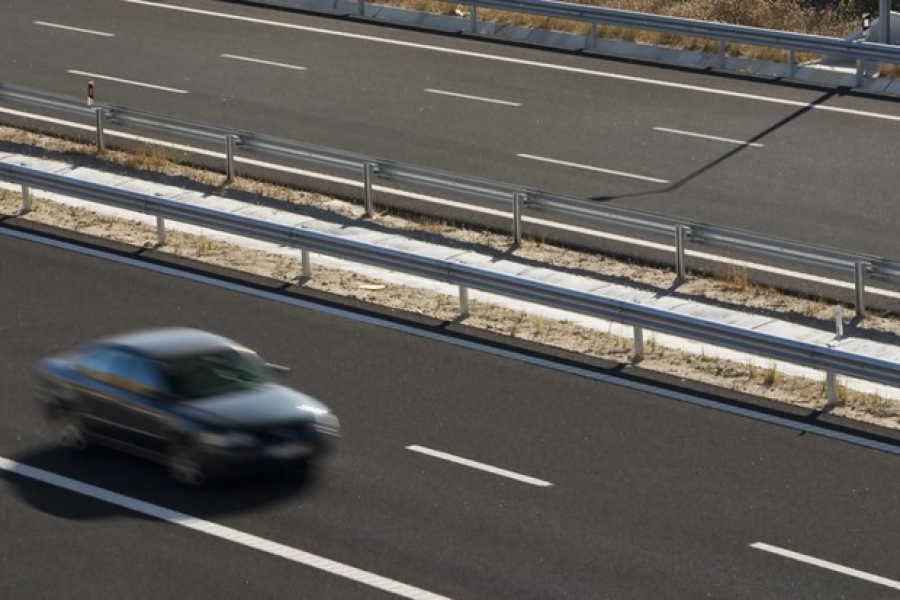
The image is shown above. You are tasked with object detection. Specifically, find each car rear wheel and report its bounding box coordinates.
[166,442,206,487]
[54,408,88,451]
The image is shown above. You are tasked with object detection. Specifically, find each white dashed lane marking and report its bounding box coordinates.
[35,21,115,37]
[653,127,764,147]
[406,445,552,487]
[752,542,900,591]
[67,70,189,94]
[221,54,307,71]
[425,89,521,106]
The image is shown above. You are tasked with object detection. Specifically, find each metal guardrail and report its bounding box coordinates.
[246,0,900,80]
[3,82,900,317]
[3,161,899,399]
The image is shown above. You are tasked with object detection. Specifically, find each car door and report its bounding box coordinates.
[103,350,175,457]
[70,345,127,440]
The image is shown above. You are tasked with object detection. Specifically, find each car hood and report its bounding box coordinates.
[173,384,332,428]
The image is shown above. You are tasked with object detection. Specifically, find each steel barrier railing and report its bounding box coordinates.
[4,82,900,317]
[3,161,900,401]
[243,0,900,82]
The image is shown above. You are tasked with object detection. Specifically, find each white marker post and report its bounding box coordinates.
[86,80,94,107]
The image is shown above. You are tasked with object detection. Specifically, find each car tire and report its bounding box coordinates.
[54,408,89,451]
[166,442,206,487]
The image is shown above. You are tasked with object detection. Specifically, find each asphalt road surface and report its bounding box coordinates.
[2,0,900,258]
[3,223,900,598]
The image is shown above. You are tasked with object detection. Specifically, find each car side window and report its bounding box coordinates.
[108,351,167,397]
[73,346,119,382]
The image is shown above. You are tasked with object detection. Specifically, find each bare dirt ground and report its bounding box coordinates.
[3,125,900,430]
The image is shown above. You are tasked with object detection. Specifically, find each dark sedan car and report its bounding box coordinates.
[35,327,340,485]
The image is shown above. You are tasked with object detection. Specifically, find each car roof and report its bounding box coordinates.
[95,327,245,360]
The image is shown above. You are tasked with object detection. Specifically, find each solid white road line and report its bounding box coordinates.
[34,21,114,37]
[425,89,520,106]
[0,456,450,600]
[66,70,189,94]
[653,127,764,148]
[517,153,670,184]
[406,445,552,487]
[751,542,900,591]
[221,54,307,71]
[122,0,900,123]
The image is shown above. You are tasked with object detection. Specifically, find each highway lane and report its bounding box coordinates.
[4,227,900,597]
[3,0,900,258]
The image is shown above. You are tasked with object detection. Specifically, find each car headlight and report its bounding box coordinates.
[313,412,341,436]
[198,431,258,447]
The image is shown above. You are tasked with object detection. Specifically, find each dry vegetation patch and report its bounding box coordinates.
[380,0,859,61]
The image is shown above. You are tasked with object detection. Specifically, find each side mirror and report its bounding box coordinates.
[266,363,291,377]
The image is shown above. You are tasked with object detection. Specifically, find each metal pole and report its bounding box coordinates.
[301,249,312,279]
[825,371,839,406]
[587,23,597,51]
[717,41,726,69]
[21,185,31,213]
[513,193,525,245]
[632,326,644,364]
[95,109,105,151]
[156,217,167,246]
[470,6,477,34]
[225,134,235,184]
[364,162,375,218]
[787,50,796,78]
[855,261,868,318]
[459,285,470,317]
[834,305,844,339]
[675,225,687,281]
[358,0,365,17]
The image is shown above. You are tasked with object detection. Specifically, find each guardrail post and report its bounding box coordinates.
[834,305,844,339]
[357,0,365,17]
[587,23,597,51]
[364,162,376,218]
[470,6,477,34]
[94,108,106,152]
[459,285,470,317]
[717,41,726,70]
[21,185,31,214]
[513,192,525,245]
[225,134,236,184]
[787,50,796,78]
[675,225,687,281]
[156,217,166,246]
[855,261,868,318]
[880,0,891,44]
[632,326,644,364]
[825,371,839,406]
[856,59,866,87]
[301,249,312,279]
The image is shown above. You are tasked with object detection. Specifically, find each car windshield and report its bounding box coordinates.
[163,349,272,399]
